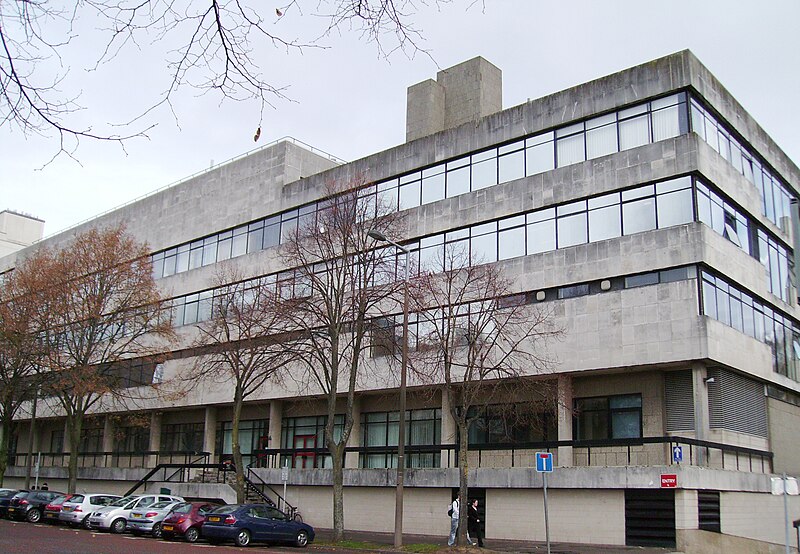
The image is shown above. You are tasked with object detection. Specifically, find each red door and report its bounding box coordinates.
[293,435,317,468]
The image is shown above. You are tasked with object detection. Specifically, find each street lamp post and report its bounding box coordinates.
[368,230,409,548]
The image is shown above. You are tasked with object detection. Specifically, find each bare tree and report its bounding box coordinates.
[408,246,561,546]
[13,225,175,493]
[0,269,46,485]
[1,0,439,160]
[278,179,403,540]
[189,267,294,502]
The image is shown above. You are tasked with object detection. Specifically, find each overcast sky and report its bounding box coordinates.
[2,0,799,238]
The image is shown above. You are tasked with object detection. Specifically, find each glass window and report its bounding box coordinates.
[175,245,190,274]
[527,217,556,255]
[586,121,618,160]
[588,204,621,242]
[472,158,498,190]
[574,394,642,440]
[399,181,421,210]
[619,115,650,150]
[556,133,586,166]
[471,232,497,264]
[526,141,555,176]
[656,188,693,228]
[422,172,445,205]
[652,105,682,141]
[625,273,659,288]
[446,166,471,198]
[557,213,587,248]
[622,197,656,235]
[498,150,525,182]
[498,226,526,260]
[231,227,248,257]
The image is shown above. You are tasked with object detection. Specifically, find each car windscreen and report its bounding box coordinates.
[0,490,18,498]
[49,495,67,505]
[68,495,85,503]
[151,501,173,509]
[210,505,238,514]
[108,495,137,507]
[172,503,192,514]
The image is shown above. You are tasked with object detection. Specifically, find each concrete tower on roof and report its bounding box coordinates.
[0,210,44,258]
[405,56,502,142]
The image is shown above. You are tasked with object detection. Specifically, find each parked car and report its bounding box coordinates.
[126,500,183,537]
[43,494,74,524]
[201,504,314,548]
[59,493,122,529]
[88,494,184,533]
[7,490,65,523]
[161,501,220,543]
[0,489,25,519]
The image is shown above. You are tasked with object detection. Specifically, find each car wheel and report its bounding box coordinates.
[82,516,92,530]
[295,529,309,548]
[26,509,42,523]
[110,518,126,534]
[184,527,200,543]
[151,523,162,538]
[235,529,251,547]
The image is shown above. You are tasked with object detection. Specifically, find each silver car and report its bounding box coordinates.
[88,494,184,533]
[59,493,121,528]
[127,500,182,537]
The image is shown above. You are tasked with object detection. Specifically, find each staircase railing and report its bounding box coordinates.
[245,467,299,520]
[124,455,214,497]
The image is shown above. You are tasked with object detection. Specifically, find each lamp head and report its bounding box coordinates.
[368,230,388,242]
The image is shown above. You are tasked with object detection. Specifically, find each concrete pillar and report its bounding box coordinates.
[63,420,71,451]
[691,363,710,465]
[203,407,217,462]
[674,489,699,530]
[345,397,362,469]
[148,412,162,467]
[557,375,574,467]
[102,416,115,453]
[269,401,283,469]
[441,388,457,468]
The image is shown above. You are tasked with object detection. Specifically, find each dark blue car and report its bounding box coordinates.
[201,503,314,547]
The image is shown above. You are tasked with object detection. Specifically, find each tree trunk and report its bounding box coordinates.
[66,415,82,494]
[0,420,7,487]
[331,442,345,541]
[457,419,469,547]
[232,390,245,503]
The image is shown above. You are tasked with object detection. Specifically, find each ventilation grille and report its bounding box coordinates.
[698,490,721,533]
[665,370,695,431]
[708,369,767,437]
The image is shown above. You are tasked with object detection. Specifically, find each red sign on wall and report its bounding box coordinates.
[660,474,677,488]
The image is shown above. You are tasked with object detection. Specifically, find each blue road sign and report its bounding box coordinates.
[672,446,683,463]
[536,452,553,472]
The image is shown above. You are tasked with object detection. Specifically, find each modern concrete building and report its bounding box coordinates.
[0,210,44,258]
[2,51,800,552]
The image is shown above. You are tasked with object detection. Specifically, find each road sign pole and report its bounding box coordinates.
[543,471,551,554]
[784,473,790,554]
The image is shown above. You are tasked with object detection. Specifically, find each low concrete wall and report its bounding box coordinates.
[678,529,792,554]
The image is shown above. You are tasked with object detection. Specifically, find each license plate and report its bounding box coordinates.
[208,516,221,522]
[162,525,173,531]
[46,513,57,518]
[8,508,16,514]
[132,513,141,518]
[63,507,72,512]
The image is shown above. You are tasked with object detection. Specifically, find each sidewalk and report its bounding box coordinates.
[310,529,679,554]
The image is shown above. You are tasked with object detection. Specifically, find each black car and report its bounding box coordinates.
[0,489,26,519]
[202,504,314,547]
[7,490,64,523]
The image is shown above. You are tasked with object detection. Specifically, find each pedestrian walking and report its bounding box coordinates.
[468,498,484,547]
[448,497,472,546]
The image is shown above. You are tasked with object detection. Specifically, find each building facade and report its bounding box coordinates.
[2,51,800,551]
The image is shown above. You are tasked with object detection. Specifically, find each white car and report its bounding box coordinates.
[59,493,121,529]
[88,493,184,533]
[127,500,183,537]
